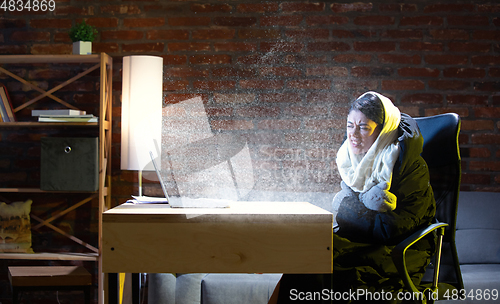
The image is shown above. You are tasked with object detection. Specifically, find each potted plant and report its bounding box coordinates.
[69,20,98,55]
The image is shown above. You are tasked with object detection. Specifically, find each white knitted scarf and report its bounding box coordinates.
[336,92,401,193]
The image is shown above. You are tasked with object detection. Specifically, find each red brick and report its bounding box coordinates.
[189,55,231,65]
[192,29,235,40]
[102,30,144,40]
[260,93,302,103]
[465,147,492,158]
[401,93,443,104]
[473,30,500,40]
[331,3,373,12]
[334,80,378,91]
[193,81,235,91]
[490,68,500,77]
[10,31,50,42]
[469,160,500,171]
[124,17,164,28]
[211,119,254,130]
[378,54,421,65]
[494,17,500,27]
[429,80,470,91]
[85,18,119,28]
[54,6,92,16]
[382,80,425,91]
[382,30,423,39]
[449,42,491,53]
[30,19,72,29]
[168,17,211,27]
[354,41,396,52]
[214,17,257,27]
[424,4,474,12]
[398,67,439,78]
[307,92,351,105]
[287,80,331,90]
[260,15,302,27]
[162,55,187,65]
[285,133,331,144]
[461,120,495,131]
[443,68,486,78]
[285,55,328,65]
[307,67,348,77]
[448,16,489,26]
[351,66,393,77]
[31,44,71,54]
[165,67,208,78]
[307,41,350,52]
[334,54,372,63]
[0,19,26,28]
[190,3,232,13]
[237,54,281,65]
[424,107,470,118]
[305,15,349,26]
[122,42,164,53]
[237,3,279,13]
[147,30,188,40]
[205,107,233,117]
[93,42,119,54]
[429,29,469,40]
[213,93,255,104]
[477,4,500,13]
[169,43,210,52]
[240,80,284,90]
[474,82,500,92]
[282,2,325,12]
[164,94,208,106]
[258,120,302,130]
[379,4,417,12]
[354,16,395,26]
[164,80,189,91]
[471,55,500,65]
[474,107,500,118]
[238,29,280,39]
[260,67,302,77]
[400,16,443,26]
[304,119,344,130]
[447,95,488,105]
[28,69,71,79]
[100,5,141,15]
[425,55,468,65]
[330,30,355,38]
[461,173,491,185]
[261,42,303,53]
[400,42,443,52]
[285,29,330,39]
[214,42,256,52]
[212,67,256,78]
[237,106,280,117]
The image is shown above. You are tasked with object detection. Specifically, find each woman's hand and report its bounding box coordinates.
[359,182,397,212]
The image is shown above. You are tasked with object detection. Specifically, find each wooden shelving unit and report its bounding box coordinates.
[0,53,112,304]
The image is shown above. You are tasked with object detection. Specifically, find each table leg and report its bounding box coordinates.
[108,273,118,304]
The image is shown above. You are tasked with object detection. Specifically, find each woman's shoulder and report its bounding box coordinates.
[397,113,424,157]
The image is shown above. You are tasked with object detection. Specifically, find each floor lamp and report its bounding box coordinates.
[121,55,163,196]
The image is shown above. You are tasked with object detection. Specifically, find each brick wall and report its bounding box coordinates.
[1,0,500,201]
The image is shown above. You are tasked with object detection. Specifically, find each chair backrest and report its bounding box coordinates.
[414,113,464,290]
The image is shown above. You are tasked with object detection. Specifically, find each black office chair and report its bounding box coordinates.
[392,113,464,304]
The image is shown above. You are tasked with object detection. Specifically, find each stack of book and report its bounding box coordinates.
[0,84,15,122]
[32,109,98,123]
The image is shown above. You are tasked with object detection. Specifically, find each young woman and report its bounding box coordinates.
[272,92,436,303]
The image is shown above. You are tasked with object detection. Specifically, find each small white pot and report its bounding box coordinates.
[72,41,92,55]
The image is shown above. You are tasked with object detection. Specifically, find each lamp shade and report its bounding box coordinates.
[121,55,163,171]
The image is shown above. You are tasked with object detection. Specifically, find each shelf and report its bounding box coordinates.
[0,252,98,261]
[0,54,102,64]
[0,187,106,194]
[0,122,98,127]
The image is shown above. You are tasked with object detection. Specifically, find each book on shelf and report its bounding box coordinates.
[38,114,98,123]
[0,84,16,122]
[32,109,86,116]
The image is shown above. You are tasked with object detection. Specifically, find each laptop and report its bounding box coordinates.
[139,151,230,208]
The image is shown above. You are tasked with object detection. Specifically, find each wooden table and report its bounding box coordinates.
[102,201,333,303]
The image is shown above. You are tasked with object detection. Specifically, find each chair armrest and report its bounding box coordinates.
[391,222,448,295]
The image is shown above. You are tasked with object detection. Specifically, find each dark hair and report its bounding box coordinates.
[349,93,385,128]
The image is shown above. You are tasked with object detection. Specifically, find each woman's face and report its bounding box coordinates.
[347,109,381,155]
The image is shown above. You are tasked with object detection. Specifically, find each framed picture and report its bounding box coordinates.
[0,84,15,122]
